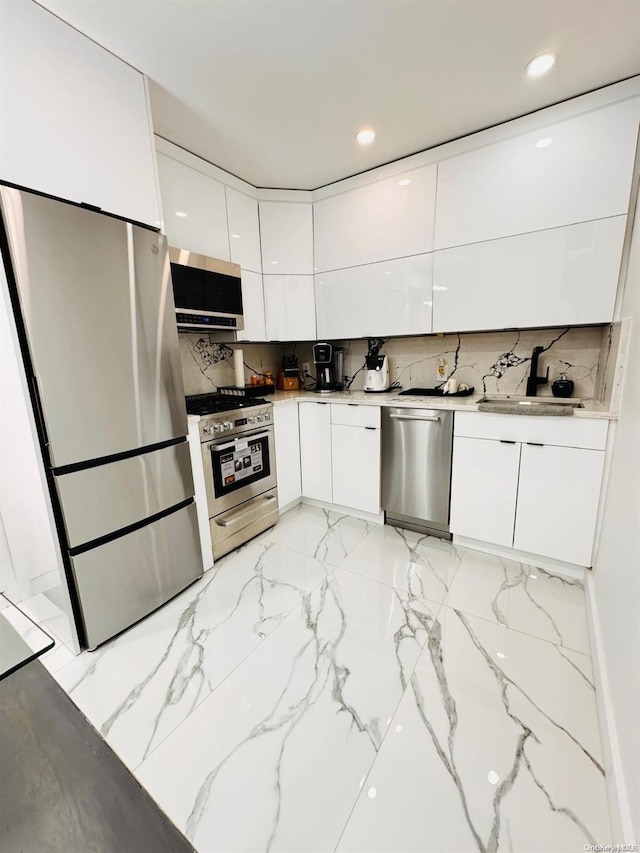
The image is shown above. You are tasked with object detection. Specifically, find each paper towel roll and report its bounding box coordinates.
[233,349,245,388]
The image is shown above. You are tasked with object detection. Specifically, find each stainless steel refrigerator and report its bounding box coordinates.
[0,185,203,649]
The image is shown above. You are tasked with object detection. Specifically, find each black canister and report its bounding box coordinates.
[552,372,575,398]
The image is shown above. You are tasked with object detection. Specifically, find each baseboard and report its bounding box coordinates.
[301,498,384,525]
[279,496,302,515]
[453,536,586,580]
[584,572,635,842]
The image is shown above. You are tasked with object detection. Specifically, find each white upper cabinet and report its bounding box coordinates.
[315,254,433,339]
[432,216,627,332]
[1,1,159,227]
[264,275,317,341]
[225,188,262,273]
[313,164,437,272]
[259,202,314,274]
[236,270,266,342]
[435,98,640,250]
[156,153,230,260]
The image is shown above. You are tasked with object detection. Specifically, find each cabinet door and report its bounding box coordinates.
[514,444,605,566]
[315,254,433,339]
[331,424,380,514]
[225,188,262,273]
[273,403,301,509]
[299,403,332,502]
[264,275,317,341]
[156,153,230,260]
[2,1,160,227]
[450,437,520,547]
[236,271,266,342]
[435,97,640,250]
[259,201,314,274]
[313,164,437,272]
[432,217,626,332]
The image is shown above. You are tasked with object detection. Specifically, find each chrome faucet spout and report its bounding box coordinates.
[526,346,549,397]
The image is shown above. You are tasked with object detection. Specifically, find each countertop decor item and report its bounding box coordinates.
[552,373,575,397]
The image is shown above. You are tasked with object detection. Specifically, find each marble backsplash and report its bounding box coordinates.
[179,326,609,401]
[179,333,287,395]
[292,326,608,399]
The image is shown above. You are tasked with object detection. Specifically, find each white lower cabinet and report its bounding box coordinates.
[331,405,381,514]
[297,402,381,512]
[299,402,332,502]
[513,443,605,566]
[450,413,608,567]
[449,437,520,547]
[273,402,302,508]
[264,275,317,341]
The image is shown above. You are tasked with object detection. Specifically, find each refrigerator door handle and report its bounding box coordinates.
[30,376,49,448]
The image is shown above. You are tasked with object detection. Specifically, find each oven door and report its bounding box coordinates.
[202,427,277,516]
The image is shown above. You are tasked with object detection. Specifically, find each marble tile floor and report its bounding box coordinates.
[41,504,610,852]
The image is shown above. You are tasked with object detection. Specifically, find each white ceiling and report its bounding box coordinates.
[37,0,640,190]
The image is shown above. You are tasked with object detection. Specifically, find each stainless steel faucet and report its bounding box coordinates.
[526,346,549,396]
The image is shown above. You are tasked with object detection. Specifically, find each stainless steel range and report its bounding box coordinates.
[186,394,279,559]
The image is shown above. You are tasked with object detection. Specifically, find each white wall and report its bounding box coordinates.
[0,510,19,601]
[592,192,640,841]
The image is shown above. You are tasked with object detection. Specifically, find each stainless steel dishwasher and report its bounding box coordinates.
[382,407,454,538]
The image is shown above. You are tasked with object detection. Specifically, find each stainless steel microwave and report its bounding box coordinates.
[169,247,244,331]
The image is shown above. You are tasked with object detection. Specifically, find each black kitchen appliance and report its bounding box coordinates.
[312,342,344,392]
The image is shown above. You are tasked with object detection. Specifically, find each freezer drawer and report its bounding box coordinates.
[70,502,202,649]
[382,407,453,536]
[55,440,193,549]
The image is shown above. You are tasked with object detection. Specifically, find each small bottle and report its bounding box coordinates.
[437,357,448,382]
[264,371,274,386]
[251,375,259,386]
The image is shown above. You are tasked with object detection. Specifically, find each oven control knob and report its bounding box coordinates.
[215,423,225,433]
[203,425,215,436]
[264,412,271,420]
[224,421,233,430]
[257,415,264,422]
[248,416,256,424]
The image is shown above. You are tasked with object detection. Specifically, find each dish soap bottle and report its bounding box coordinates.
[551,372,574,398]
[437,357,448,382]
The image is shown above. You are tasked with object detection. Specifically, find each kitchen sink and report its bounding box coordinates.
[477,395,583,415]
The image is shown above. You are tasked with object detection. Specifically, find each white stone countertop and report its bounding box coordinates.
[266,388,615,419]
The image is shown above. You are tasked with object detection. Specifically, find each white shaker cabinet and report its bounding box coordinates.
[2,1,160,227]
[156,153,230,260]
[432,216,627,332]
[513,443,605,566]
[299,402,332,502]
[236,271,267,342]
[315,254,433,339]
[226,188,262,273]
[435,97,640,250]
[273,402,302,509]
[259,201,314,274]
[313,164,437,272]
[330,405,381,514]
[264,275,317,341]
[450,437,520,547]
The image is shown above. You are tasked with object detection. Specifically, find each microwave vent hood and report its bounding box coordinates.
[169,247,244,332]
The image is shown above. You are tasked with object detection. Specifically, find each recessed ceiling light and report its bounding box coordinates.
[175,211,187,218]
[356,128,376,146]
[230,233,240,239]
[398,178,411,186]
[536,137,554,149]
[270,260,278,265]
[526,53,556,78]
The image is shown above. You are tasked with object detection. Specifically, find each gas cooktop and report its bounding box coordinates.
[185,393,269,416]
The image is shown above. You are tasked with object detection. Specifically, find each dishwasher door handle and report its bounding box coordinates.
[389,413,441,423]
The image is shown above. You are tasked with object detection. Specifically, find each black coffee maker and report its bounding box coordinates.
[313,342,344,392]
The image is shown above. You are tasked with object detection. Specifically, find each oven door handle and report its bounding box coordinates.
[215,494,277,527]
[209,429,272,451]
